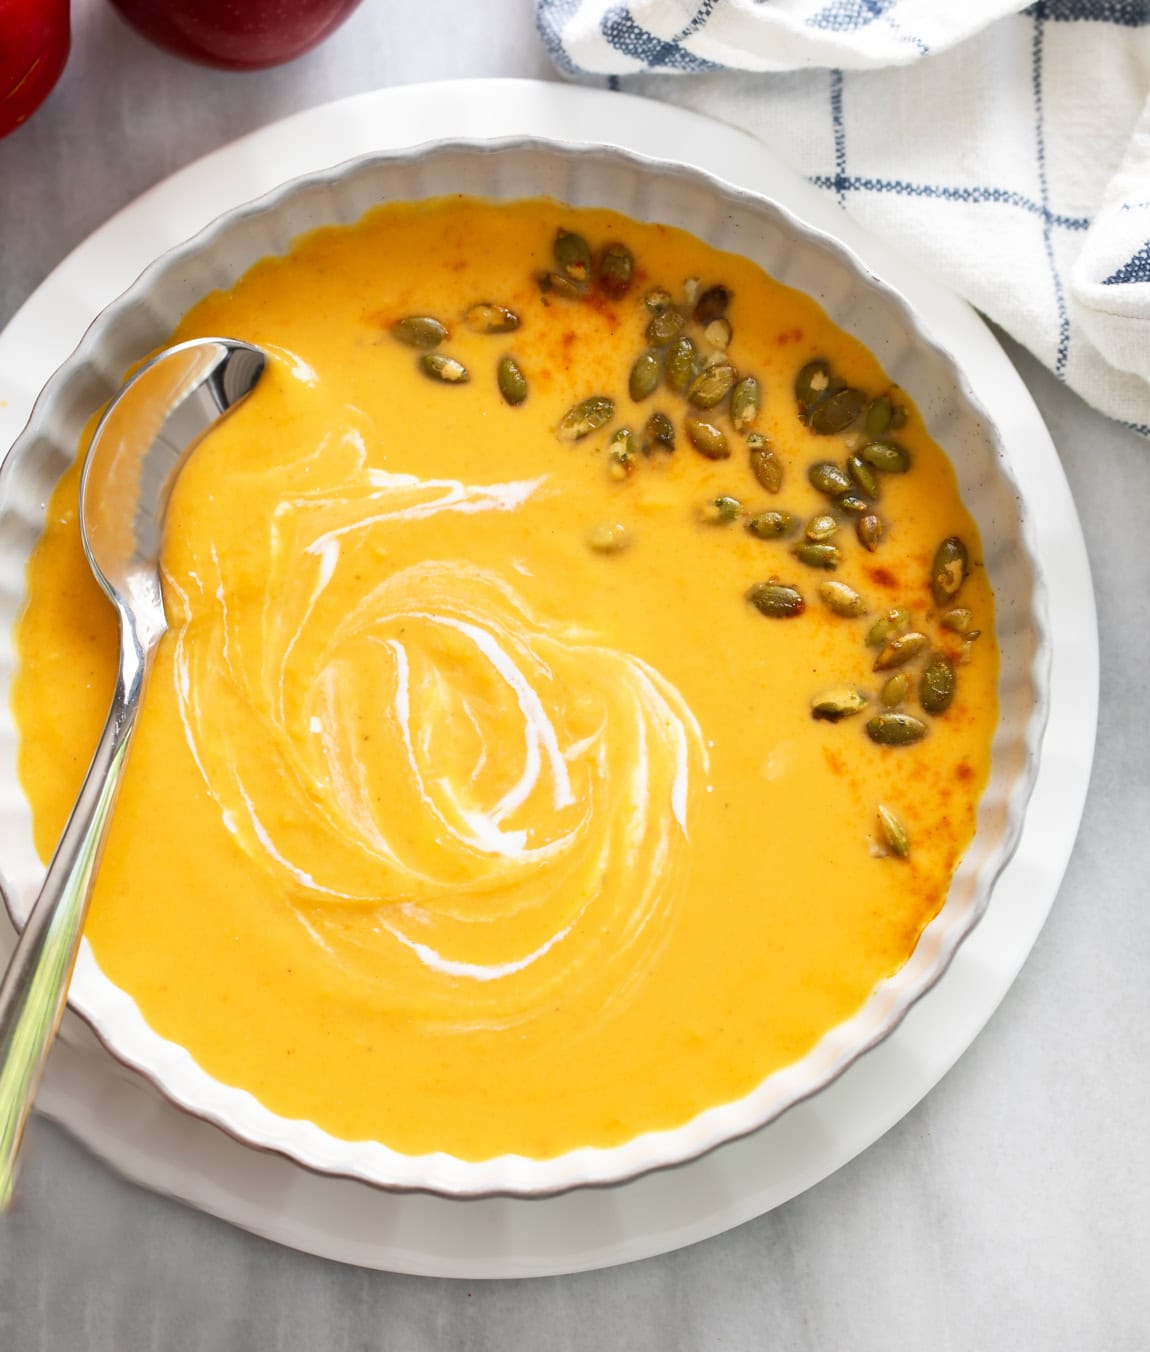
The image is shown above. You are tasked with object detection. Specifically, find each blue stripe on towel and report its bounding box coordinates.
[1103,242,1150,284]
[807,174,1091,230]
[600,5,724,69]
[807,0,893,31]
[1031,3,1072,377]
[1032,0,1150,24]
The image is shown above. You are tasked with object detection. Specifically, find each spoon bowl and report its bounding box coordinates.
[0,337,266,1206]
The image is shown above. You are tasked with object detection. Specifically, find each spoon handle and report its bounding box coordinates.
[0,631,150,1208]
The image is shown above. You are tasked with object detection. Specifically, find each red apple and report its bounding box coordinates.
[0,0,70,139]
[105,0,364,70]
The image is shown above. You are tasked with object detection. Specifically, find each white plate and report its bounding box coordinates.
[0,78,1098,1277]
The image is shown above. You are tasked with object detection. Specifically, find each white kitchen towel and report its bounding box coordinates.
[537,0,1150,436]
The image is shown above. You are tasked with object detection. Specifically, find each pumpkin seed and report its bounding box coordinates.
[607,428,637,480]
[873,631,929,671]
[646,307,686,346]
[930,536,969,606]
[419,352,469,384]
[586,522,631,554]
[699,495,742,525]
[643,410,676,455]
[940,607,974,633]
[795,358,832,410]
[557,395,615,441]
[497,354,527,406]
[645,287,673,312]
[464,303,519,335]
[747,580,805,618]
[838,494,870,516]
[693,285,731,325]
[393,315,448,349]
[847,453,880,499]
[857,514,884,552]
[919,654,956,714]
[876,804,910,857]
[682,278,701,307]
[539,271,587,301]
[819,580,867,617]
[866,607,910,648]
[880,672,911,707]
[811,688,868,722]
[598,243,634,299]
[808,461,852,498]
[665,336,697,394]
[864,394,893,438]
[704,319,732,350]
[554,229,592,283]
[629,350,662,402]
[685,416,730,460]
[806,513,840,542]
[809,387,866,435]
[866,713,927,747]
[890,403,908,430]
[687,361,736,409]
[746,510,796,540]
[793,542,841,570]
[749,437,783,493]
[730,377,761,432]
[860,440,911,473]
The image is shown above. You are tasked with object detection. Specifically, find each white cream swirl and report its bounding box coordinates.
[166,428,707,1029]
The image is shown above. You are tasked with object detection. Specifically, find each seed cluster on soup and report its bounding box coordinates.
[13,199,997,1160]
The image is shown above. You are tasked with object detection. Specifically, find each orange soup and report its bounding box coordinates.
[13,199,997,1160]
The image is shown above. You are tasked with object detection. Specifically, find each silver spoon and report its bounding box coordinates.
[0,336,267,1206]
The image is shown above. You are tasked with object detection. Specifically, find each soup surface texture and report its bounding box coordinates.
[14,199,997,1160]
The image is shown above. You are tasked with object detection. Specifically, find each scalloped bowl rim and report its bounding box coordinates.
[0,137,1051,1199]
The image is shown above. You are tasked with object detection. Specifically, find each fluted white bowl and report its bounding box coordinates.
[0,140,1049,1197]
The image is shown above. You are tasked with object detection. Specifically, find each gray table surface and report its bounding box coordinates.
[1,1,1147,1347]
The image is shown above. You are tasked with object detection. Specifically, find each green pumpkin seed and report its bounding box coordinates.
[586,522,631,554]
[704,319,732,350]
[880,672,911,707]
[643,410,676,455]
[646,307,686,346]
[747,580,805,618]
[748,433,783,493]
[629,350,662,402]
[687,362,736,409]
[793,542,841,570]
[464,303,519,335]
[693,285,731,325]
[857,514,884,552]
[838,494,869,516]
[919,655,956,714]
[554,229,592,283]
[860,440,911,473]
[811,688,868,722]
[598,243,634,299]
[806,513,840,542]
[685,416,730,460]
[809,387,866,435]
[393,315,448,349]
[940,607,974,633]
[746,510,796,540]
[847,453,880,499]
[699,495,742,525]
[557,395,615,441]
[665,336,697,394]
[497,354,527,406]
[864,394,893,438]
[730,377,762,432]
[866,607,910,648]
[419,352,469,384]
[645,287,673,312]
[808,461,853,498]
[876,805,910,857]
[819,580,867,617]
[873,631,929,671]
[795,358,832,410]
[866,713,928,747]
[539,271,587,301]
[607,428,637,481]
[930,536,969,606]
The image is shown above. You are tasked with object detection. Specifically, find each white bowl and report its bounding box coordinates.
[0,140,1050,1198]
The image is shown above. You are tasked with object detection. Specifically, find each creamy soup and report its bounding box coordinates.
[13,199,996,1160]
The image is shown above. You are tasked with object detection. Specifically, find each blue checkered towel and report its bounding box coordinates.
[538,0,1150,436]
